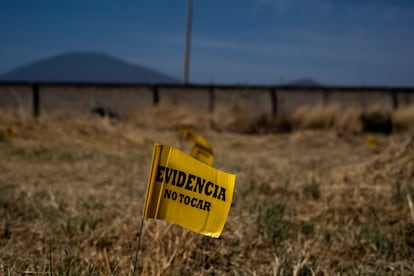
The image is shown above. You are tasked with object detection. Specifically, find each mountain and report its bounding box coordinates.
[285,78,322,87]
[0,52,179,84]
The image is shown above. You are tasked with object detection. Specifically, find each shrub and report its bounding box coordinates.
[360,110,393,134]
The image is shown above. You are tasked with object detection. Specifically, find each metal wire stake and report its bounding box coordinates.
[132,217,145,275]
[49,238,53,276]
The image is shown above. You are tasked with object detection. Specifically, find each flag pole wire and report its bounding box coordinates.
[49,238,53,276]
[132,217,145,275]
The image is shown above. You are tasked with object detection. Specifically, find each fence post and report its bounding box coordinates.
[152,85,159,106]
[208,86,215,113]
[323,89,330,105]
[391,90,399,110]
[270,87,278,118]
[33,83,40,117]
[404,92,411,105]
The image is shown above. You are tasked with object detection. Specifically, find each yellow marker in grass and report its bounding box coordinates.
[366,135,378,149]
[178,127,214,166]
[4,126,17,138]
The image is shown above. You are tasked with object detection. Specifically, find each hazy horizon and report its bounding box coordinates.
[1,1,413,86]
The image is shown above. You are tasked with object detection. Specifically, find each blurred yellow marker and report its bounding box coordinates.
[4,126,17,138]
[366,135,378,149]
[178,127,214,166]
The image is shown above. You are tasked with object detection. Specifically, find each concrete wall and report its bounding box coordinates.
[214,88,271,117]
[396,91,414,107]
[325,90,392,111]
[40,85,153,116]
[1,84,414,117]
[158,87,211,113]
[277,89,325,115]
[0,85,33,112]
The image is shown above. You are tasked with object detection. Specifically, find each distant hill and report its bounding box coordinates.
[0,52,179,84]
[286,78,322,87]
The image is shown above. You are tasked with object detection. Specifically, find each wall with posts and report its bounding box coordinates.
[395,91,414,107]
[1,82,414,118]
[158,87,211,113]
[326,90,393,111]
[39,85,153,115]
[0,84,33,112]
[214,88,272,117]
[277,89,325,115]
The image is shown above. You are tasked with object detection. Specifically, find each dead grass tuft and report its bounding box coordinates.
[334,107,362,132]
[210,105,252,133]
[393,105,414,132]
[291,104,338,130]
[125,103,212,131]
[289,104,362,132]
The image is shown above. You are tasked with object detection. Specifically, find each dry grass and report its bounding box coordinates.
[290,104,339,130]
[1,108,414,275]
[125,103,212,131]
[253,104,414,134]
[393,105,414,132]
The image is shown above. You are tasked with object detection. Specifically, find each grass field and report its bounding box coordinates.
[1,107,414,275]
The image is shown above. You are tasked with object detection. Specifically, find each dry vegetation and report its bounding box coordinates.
[1,104,414,275]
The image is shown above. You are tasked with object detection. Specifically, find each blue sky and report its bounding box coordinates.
[0,0,413,86]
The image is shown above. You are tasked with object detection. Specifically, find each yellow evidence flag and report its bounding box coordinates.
[142,144,236,238]
[178,127,215,166]
[190,137,214,166]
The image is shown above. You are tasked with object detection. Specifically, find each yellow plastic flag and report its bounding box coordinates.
[142,144,235,238]
[178,127,215,166]
[366,135,378,149]
[4,126,17,138]
[190,137,214,166]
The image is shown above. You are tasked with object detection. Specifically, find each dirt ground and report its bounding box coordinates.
[1,111,414,275]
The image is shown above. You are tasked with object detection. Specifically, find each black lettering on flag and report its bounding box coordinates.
[164,189,178,200]
[203,201,211,211]
[164,188,171,198]
[176,171,186,187]
[185,174,196,191]
[184,195,190,205]
[156,166,165,182]
[156,166,227,204]
[205,181,213,196]
[212,184,219,198]
[165,167,173,184]
[194,177,206,194]
[172,169,178,185]
[217,187,226,201]
[196,200,204,209]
